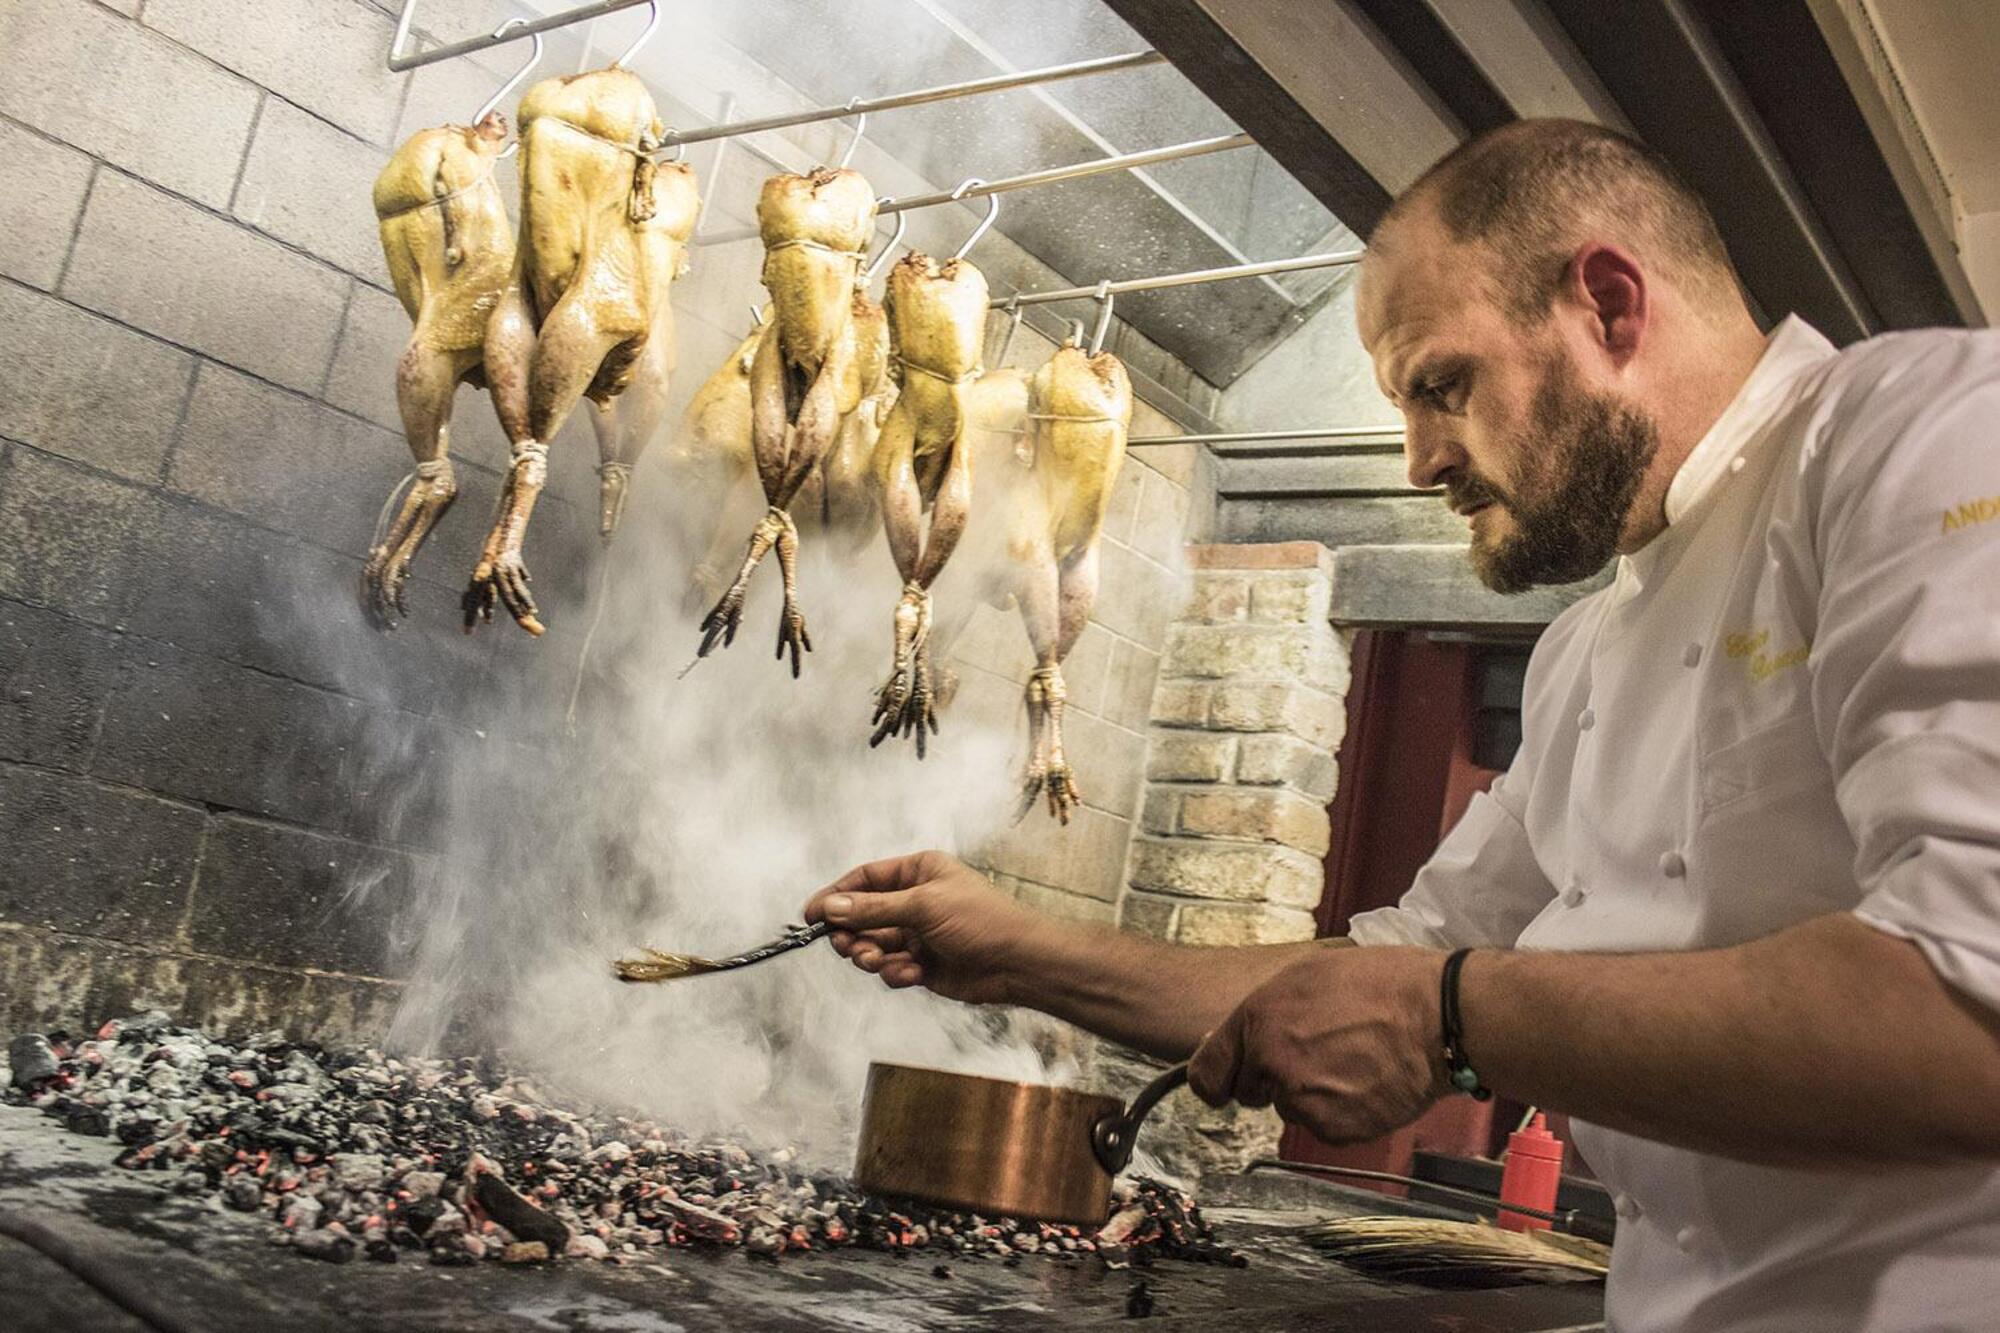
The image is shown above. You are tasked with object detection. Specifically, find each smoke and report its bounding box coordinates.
[362,466,1070,1162]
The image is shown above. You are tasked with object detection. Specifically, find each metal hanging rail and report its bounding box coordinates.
[389,0,654,72]
[656,51,1168,149]
[1128,426,1404,446]
[879,134,1248,214]
[695,133,1254,246]
[989,249,1367,309]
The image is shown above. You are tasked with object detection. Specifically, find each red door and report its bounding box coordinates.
[1278,630,1524,1188]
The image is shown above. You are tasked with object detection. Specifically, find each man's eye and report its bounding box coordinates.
[1412,375,1462,411]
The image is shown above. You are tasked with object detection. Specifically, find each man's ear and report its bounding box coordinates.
[1571,244,1647,367]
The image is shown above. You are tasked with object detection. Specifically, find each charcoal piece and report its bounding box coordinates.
[65,1104,110,1136]
[365,1239,398,1263]
[401,1196,444,1236]
[472,1170,570,1250]
[429,1244,475,1267]
[115,1112,158,1144]
[224,1178,263,1212]
[8,1034,60,1088]
[294,1230,357,1264]
[1125,1279,1155,1318]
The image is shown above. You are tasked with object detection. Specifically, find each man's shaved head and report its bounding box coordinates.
[1373,118,1740,326]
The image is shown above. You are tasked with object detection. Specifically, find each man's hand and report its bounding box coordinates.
[803,851,1047,1006]
[1188,944,1449,1145]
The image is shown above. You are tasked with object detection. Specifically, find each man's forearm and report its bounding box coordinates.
[1001,917,1345,1060]
[1461,912,2000,1166]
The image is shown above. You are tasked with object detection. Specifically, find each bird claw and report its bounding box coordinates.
[464,550,544,636]
[360,549,410,630]
[698,581,748,657]
[870,639,939,756]
[776,604,813,678]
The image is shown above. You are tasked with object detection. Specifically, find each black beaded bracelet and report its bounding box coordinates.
[1440,947,1491,1101]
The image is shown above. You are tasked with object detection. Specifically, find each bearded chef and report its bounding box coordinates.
[804,118,2000,1330]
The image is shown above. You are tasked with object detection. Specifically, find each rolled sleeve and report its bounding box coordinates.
[1347,758,1556,949]
[1806,335,2000,1012]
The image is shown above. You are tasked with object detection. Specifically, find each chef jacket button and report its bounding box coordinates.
[1676,1225,1700,1251]
[1660,850,1687,879]
[1561,881,1586,908]
[1683,642,1702,667]
[1615,1193,1641,1220]
[1729,456,1747,475]
[1577,707,1596,732]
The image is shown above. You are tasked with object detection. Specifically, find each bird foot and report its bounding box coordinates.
[360,546,411,630]
[463,548,544,636]
[361,463,457,630]
[869,586,938,755]
[697,509,786,657]
[776,599,813,678]
[773,510,811,678]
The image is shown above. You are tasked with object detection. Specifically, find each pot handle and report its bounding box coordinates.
[1090,1063,1189,1175]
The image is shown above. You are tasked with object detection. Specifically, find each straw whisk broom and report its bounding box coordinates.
[1304,1216,1610,1288]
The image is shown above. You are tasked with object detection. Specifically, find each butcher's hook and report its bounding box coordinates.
[993,293,1024,366]
[1064,318,1086,349]
[612,0,662,69]
[950,179,999,260]
[834,101,867,171]
[1089,280,1116,356]
[474,18,543,151]
[863,203,906,283]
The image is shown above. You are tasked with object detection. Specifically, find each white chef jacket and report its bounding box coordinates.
[1349,316,2000,1331]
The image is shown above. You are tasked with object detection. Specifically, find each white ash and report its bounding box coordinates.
[7,1012,1241,1271]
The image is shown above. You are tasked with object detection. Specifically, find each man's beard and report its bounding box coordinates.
[1449,355,1659,594]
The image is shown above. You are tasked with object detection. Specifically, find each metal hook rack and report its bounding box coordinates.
[611,0,662,69]
[834,102,868,171]
[652,50,1167,151]
[863,208,908,283]
[389,0,655,73]
[949,179,1000,260]
[473,20,543,125]
[988,249,1366,313]
[697,133,1251,247]
[1087,280,1115,356]
[1126,426,1405,448]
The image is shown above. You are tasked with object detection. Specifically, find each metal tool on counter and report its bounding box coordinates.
[612,921,830,983]
[855,1061,1190,1225]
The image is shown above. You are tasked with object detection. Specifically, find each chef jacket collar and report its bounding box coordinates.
[1616,316,1835,594]
[1664,315,1836,526]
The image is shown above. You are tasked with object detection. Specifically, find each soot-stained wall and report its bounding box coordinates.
[0,0,1207,1043]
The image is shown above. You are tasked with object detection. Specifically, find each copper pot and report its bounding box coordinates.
[853,1061,1188,1226]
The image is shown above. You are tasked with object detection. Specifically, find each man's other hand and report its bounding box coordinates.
[804,851,1043,1006]
[1187,945,1450,1144]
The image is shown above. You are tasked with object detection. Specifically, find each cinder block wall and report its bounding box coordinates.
[0,0,1207,1042]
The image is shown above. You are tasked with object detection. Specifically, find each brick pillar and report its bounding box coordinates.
[1105,541,1350,1178]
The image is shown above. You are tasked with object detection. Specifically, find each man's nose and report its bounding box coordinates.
[1404,419,1461,491]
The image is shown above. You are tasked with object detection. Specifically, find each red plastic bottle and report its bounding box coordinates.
[1497,1112,1564,1233]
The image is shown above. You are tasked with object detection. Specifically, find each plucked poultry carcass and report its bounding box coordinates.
[1012,341,1131,820]
[362,112,514,627]
[867,251,990,754]
[465,68,699,636]
[941,341,1130,821]
[676,293,891,612]
[696,168,878,674]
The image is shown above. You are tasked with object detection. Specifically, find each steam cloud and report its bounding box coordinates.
[354,466,1064,1162]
